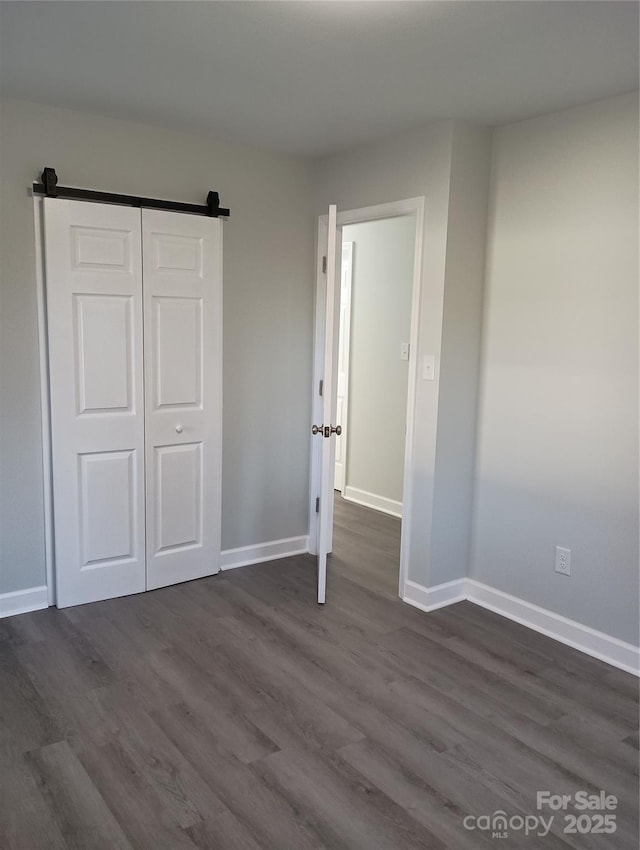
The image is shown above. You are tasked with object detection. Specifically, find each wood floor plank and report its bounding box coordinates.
[0,643,62,757]
[214,637,366,753]
[195,580,402,707]
[327,576,453,638]
[151,701,326,850]
[374,626,568,725]
[602,667,640,701]
[0,610,49,646]
[13,643,117,754]
[76,739,200,850]
[446,736,639,850]
[335,707,534,831]
[25,740,134,850]
[338,737,525,850]
[0,753,68,850]
[536,663,639,729]
[153,620,364,757]
[18,607,115,691]
[254,743,446,850]
[88,682,228,829]
[185,810,264,850]
[514,714,640,794]
[442,600,625,681]
[1,493,637,848]
[142,643,282,763]
[235,561,394,643]
[551,712,639,773]
[410,609,553,674]
[392,623,639,739]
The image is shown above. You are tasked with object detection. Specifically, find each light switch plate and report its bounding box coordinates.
[400,343,409,361]
[423,355,435,380]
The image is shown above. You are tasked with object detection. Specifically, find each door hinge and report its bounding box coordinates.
[322,256,327,274]
[319,379,323,396]
[315,497,320,513]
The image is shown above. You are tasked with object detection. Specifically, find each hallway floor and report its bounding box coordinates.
[331,491,401,599]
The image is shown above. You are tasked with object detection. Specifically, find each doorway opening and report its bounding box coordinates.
[309,197,425,604]
[333,216,414,596]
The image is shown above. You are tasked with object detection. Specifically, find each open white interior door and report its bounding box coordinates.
[316,204,340,604]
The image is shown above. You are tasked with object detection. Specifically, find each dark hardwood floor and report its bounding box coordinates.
[1,495,638,849]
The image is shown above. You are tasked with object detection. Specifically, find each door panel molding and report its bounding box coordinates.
[154,442,203,554]
[73,293,135,415]
[78,449,138,568]
[153,295,203,410]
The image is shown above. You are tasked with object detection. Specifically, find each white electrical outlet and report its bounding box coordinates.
[555,546,571,576]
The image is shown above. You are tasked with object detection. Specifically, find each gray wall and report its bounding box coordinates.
[0,96,316,594]
[342,217,414,505]
[470,93,639,644]
[429,124,492,585]
[316,121,492,590]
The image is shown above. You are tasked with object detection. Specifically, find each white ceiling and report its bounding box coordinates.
[0,1,637,156]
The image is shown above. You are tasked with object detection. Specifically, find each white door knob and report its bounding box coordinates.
[175,424,183,434]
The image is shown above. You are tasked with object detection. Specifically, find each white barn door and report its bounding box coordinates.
[44,199,146,608]
[45,200,222,606]
[142,210,222,590]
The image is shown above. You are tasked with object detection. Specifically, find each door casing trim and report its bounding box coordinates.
[34,197,56,606]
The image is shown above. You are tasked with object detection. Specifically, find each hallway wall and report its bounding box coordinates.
[342,216,414,511]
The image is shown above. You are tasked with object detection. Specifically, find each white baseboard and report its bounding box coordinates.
[465,579,640,677]
[6,561,635,676]
[0,541,309,617]
[0,585,49,619]
[343,486,402,519]
[402,578,466,612]
[220,536,309,571]
[402,577,639,676]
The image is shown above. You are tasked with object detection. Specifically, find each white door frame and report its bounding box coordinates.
[34,197,56,605]
[309,196,425,600]
[334,241,353,494]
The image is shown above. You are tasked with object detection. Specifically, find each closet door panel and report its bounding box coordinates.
[143,210,222,590]
[44,199,146,607]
